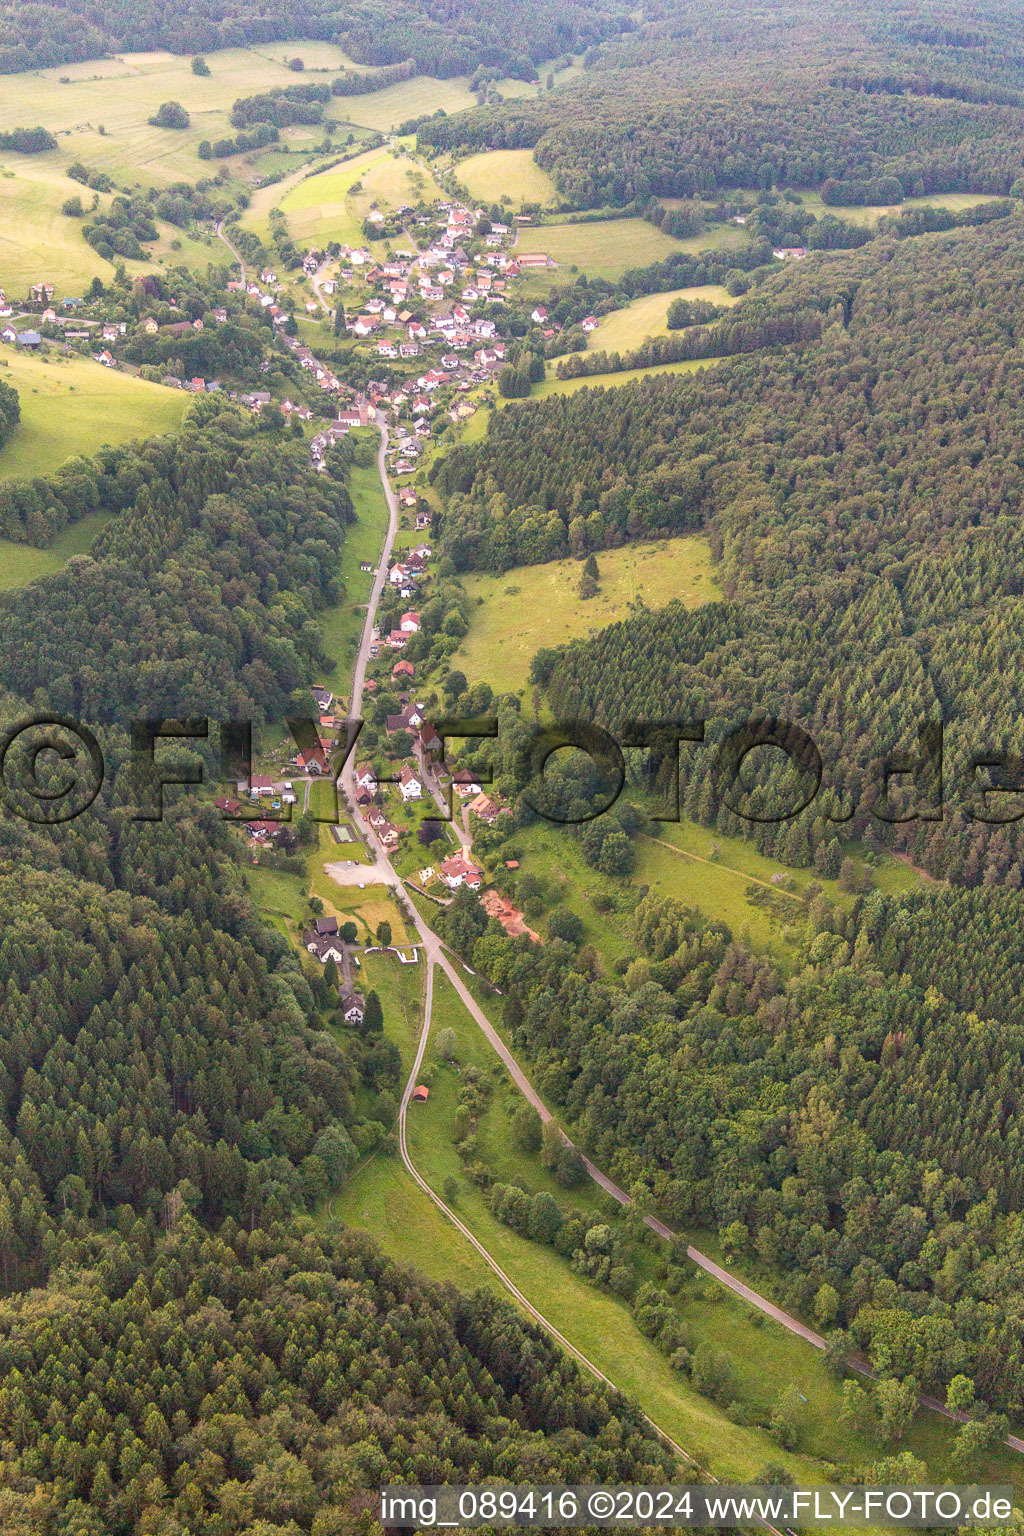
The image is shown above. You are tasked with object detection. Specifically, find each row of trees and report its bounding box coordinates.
[0,376,18,453]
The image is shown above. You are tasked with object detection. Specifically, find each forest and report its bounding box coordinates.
[421,84,1024,206]
[0,398,352,721]
[0,749,673,1531]
[431,874,1024,1427]
[433,213,1024,888]
[0,1219,672,1534]
[5,0,1024,1519]
[0,0,629,78]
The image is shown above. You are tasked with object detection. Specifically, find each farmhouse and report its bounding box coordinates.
[302,930,345,964]
[386,703,426,733]
[419,721,442,754]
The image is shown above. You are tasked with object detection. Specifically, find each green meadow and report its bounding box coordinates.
[329,963,995,1492]
[516,217,748,281]
[0,348,187,481]
[454,536,721,693]
[587,284,739,351]
[531,353,725,397]
[317,445,391,692]
[0,511,111,590]
[456,148,559,209]
[272,147,446,249]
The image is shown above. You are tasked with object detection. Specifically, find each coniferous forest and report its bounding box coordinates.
[7,0,1024,1524]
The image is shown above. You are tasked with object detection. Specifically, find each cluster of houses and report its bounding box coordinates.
[299,917,366,1022]
[0,285,102,349]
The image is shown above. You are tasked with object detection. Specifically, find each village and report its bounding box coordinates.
[0,196,554,465]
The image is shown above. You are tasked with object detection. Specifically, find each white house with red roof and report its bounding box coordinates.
[399,765,423,801]
[439,854,484,890]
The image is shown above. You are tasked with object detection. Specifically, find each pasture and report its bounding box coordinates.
[0,46,361,187]
[454,535,721,693]
[456,149,559,209]
[587,283,738,351]
[0,160,222,294]
[331,75,481,133]
[797,188,1006,228]
[0,349,187,481]
[0,162,113,293]
[531,353,725,398]
[515,217,748,280]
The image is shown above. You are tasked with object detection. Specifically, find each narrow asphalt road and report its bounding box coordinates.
[215,220,246,283]
[311,257,333,315]
[332,418,1024,1465]
[397,962,701,1475]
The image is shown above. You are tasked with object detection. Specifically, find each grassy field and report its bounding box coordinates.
[0,46,359,189]
[0,159,224,294]
[637,819,920,955]
[454,536,721,693]
[0,44,453,291]
[256,145,390,248]
[0,162,116,294]
[0,510,111,590]
[531,354,724,398]
[588,284,738,352]
[317,447,390,697]
[456,149,559,209]
[516,218,747,281]
[269,146,445,250]
[0,350,187,481]
[331,76,481,133]
[797,188,1006,228]
[350,152,446,226]
[329,969,822,1483]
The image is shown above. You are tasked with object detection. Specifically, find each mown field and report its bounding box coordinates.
[0,45,358,187]
[454,535,721,693]
[516,217,748,280]
[331,75,481,133]
[587,283,739,351]
[456,148,559,209]
[0,45,476,292]
[0,157,224,294]
[0,349,187,481]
